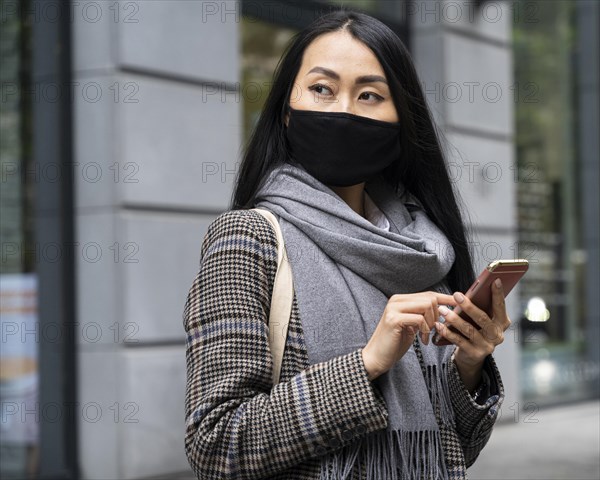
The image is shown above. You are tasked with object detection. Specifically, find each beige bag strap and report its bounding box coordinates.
[252,208,293,384]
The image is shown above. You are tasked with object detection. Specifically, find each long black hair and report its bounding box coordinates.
[231,9,475,293]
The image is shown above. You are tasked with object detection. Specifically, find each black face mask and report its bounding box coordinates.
[285,107,402,187]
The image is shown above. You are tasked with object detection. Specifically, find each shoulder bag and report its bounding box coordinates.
[252,208,293,385]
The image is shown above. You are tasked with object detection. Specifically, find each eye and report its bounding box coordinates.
[308,83,334,96]
[359,91,384,103]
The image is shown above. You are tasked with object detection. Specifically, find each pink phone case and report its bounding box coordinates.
[432,259,529,346]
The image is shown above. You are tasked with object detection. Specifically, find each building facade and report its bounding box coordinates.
[0,1,598,478]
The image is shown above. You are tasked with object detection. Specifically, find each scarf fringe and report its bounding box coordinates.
[319,428,449,480]
[318,355,455,479]
[424,361,455,428]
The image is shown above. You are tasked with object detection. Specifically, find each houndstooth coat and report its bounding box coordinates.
[183,209,505,479]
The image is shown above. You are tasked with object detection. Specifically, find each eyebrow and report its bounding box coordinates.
[306,66,388,85]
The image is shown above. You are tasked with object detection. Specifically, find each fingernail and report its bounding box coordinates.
[439,305,450,316]
[454,292,465,303]
[495,278,502,289]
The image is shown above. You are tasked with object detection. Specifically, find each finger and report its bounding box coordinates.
[452,292,491,330]
[389,292,457,307]
[391,313,428,333]
[438,306,477,342]
[431,292,458,306]
[417,315,432,345]
[427,301,437,330]
[434,321,476,353]
[441,303,505,346]
[491,279,511,331]
[393,300,438,327]
[399,314,432,344]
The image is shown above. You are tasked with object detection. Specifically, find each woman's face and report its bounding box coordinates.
[287,30,399,123]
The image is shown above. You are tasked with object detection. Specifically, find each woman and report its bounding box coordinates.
[183,9,508,480]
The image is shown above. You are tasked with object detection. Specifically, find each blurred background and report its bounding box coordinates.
[1,0,598,478]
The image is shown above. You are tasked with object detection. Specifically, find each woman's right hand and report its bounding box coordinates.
[361,292,458,381]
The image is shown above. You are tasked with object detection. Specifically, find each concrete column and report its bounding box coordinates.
[72,1,241,478]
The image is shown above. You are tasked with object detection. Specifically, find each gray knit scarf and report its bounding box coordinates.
[255,162,457,479]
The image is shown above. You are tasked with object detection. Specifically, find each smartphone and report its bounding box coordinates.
[432,259,529,346]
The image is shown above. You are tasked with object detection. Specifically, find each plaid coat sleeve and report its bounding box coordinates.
[183,209,389,479]
[447,354,505,468]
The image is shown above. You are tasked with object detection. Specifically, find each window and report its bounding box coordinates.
[1,0,38,476]
[241,16,298,141]
[513,0,596,404]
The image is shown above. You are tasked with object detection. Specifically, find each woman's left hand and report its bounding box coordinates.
[434,278,511,392]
